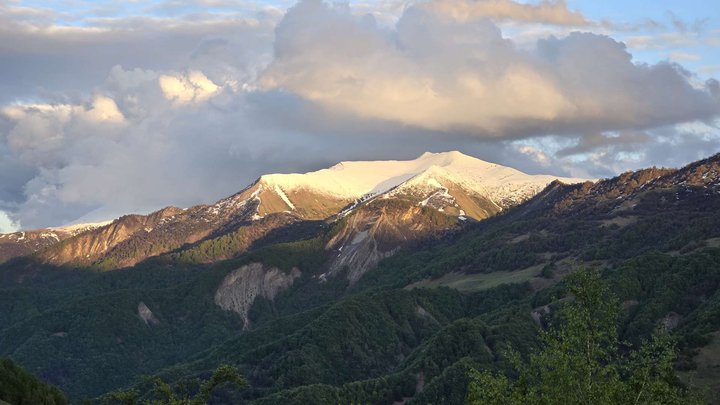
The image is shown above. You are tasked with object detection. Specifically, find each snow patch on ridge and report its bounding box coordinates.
[274,185,296,210]
[250,185,265,221]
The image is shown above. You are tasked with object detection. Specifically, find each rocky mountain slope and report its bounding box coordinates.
[371,152,720,279]
[0,221,110,264]
[2,153,720,403]
[0,151,585,273]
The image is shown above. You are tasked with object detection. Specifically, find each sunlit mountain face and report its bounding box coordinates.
[0,151,587,269]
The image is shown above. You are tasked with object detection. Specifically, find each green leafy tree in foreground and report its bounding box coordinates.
[104,364,247,405]
[0,358,68,405]
[467,271,701,405]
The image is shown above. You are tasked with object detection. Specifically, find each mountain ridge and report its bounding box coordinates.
[0,151,588,272]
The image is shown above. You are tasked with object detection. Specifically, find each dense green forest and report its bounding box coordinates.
[4,249,719,403]
[0,358,68,405]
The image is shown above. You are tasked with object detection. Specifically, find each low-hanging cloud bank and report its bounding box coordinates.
[0,0,719,231]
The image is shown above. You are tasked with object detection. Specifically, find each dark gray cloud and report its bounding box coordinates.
[556,131,651,157]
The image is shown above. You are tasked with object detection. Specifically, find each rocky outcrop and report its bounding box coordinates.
[323,167,532,284]
[137,302,160,325]
[214,263,301,328]
[659,312,682,331]
[326,200,459,284]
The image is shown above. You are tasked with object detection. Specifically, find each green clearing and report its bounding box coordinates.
[406,265,542,292]
[706,238,720,248]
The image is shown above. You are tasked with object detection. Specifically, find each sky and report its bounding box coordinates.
[0,0,718,232]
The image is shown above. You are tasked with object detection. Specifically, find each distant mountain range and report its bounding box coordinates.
[3,151,720,404]
[0,151,585,277]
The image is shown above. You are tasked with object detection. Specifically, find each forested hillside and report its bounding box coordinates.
[2,154,720,403]
[0,358,68,405]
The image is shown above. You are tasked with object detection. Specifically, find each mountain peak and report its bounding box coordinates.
[256,151,514,199]
[416,150,494,167]
[418,150,467,159]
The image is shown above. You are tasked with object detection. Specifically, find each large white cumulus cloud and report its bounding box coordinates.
[262,0,719,136]
[0,0,719,231]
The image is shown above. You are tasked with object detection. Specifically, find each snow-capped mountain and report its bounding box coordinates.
[0,151,588,271]
[314,152,588,282]
[227,151,585,221]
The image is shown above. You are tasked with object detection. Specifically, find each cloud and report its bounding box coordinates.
[624,32,701,51]
[669,52,701,62]
[262,1,719,136]
[517,145,551,165]
[422,0,589,26]
[556,131,651,157]
[0,66,258,228]
[159,71,221,103]
[1,96,126,166]
[0,5,277,105]
[666,11,709,34]
[262,1,573,134]
[524,122,720,179]
[86,96,125,123]
[575,127,720,178]
[0,211,18,233]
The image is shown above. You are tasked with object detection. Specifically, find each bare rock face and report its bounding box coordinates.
[137,302,160,325]
[0,222,111,264]
[326,199,461,285]
[40,207,184,267]
[659,312,683,331]
[323,169,519,285]
[214,263,301,328]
